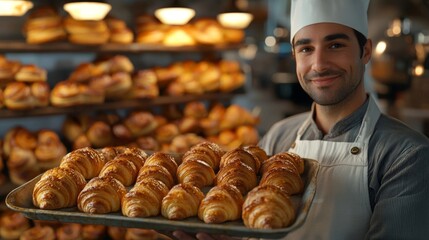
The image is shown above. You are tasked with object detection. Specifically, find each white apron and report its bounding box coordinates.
[286,96,380,240]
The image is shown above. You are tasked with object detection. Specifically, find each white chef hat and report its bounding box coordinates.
[290,0,370,43]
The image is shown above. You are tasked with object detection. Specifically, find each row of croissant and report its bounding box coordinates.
[33,142,305,229]
[0,210,170,240]
[0,101,259,186]
[24,6,244,46]
[0,54,245,110]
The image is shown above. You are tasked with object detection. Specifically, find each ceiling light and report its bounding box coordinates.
[217,0,253,29]
[0,0,33,16]
[155,1,195,25]
[64,1,111,21]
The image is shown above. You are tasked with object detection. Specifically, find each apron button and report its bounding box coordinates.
[351,146,361,155]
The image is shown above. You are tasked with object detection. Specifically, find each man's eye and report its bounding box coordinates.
[330,43,344,49]
[298,47,312,53]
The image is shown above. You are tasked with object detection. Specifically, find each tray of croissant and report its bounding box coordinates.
[6,144,319,238]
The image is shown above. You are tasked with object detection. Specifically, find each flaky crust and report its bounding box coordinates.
[216,160,257,195]
[122,178,169,218]
[32,167,86,209]
[181,141,224,171]
[242,185,296,229]
[144,152,178,180]
[99,156,138,187]
[177,159,215,189]
[220,148,261,174]
[77,176,126,214]
[136,164,175,189]
[161,183,204,220]
[59,147,105,179]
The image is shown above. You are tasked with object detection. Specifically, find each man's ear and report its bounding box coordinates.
[362,38,372,64]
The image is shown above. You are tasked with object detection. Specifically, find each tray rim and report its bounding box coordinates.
[6,158,319,238]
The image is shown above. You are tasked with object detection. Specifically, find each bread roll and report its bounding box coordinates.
[0,211,31,240]
[20,226,56,240]
[3,82,33,110]
[190,18,225,45]
[162,26,196,47]
[68,63,95,82]
[242,185,296,229]
[56,223,82,240]
[161,183,205,220]
[34,129,67,171]
[24,6,66,44]
[81,225,106,240]
[155,123,180,144]
[107,226,126,240]
[86,121,114,148]
[15,64,47,82]
[78,176,127,214]
[123,111,158,137]
[33,167,86,209]
[7,147,40,185]
[130,70,159,99]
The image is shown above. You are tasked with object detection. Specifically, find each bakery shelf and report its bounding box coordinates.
[0,92,243,119]
[0,41,245,54]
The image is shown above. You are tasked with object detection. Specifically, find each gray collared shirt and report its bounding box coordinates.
[259,99,429,239]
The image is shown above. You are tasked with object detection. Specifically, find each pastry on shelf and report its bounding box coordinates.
[143,152,178,179]
[132,136,160,152]
[155,123,180,144]
[68,62,95,82]
[0,56,21,84]
[72,134,92,150]
[78,176,127,214]
[50,80,104,107]
[190,18,225,45]
[89,73,132,100]
[136,163,175,189]
[177,158,216,189]
[219,71,245,92]
[85,120,114,148]
[162,25,196,47]
[235,125,260,146]
[81,224,106,240]
[4,81,49,110]
[15,64,47,82]
[56,223,82,240]
[62,114,91,142]
[0,211,31,240]
[125,228,171,240]
[34,129,67,171]
[161,183,205,220]
[123,111,158,137]
[108,55,135,74]
[20,225,56,240]
[98,154,139,187]
[168,133,205,154]
[64,17,110,45]
[7,147,40,185]
[33,167,86,209]
[130,70,159,99]
[105,16,134,44]
[222,27,245,44]
[122,178,169,217]
[107,226,127,240]
[242,185,296,229]
[59,147,106,179]
[183,101,208,119]
[23,6,67,44]
[220,147,261,174]
[3,126,37,156]
[198,184,244,224]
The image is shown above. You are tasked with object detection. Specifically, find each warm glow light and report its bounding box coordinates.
[413,64,424,76]
[217,12,253,29]
[0,0,33,16]
[64,2,111,21]
[375,41,387,55]
[154,7,195,25]
[265,36,276,47]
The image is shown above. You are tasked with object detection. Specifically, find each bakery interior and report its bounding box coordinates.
[0,0,429,239]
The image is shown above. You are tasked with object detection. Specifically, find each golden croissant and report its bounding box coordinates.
[198,184,243,224]
[122,178,169,217]
[143,152,178,180]
[242,185,296,229]
[136,164,175,189]
[181,141,224,171]
[267,152,304,174]
[220,148,261,174]
[98,146,130,161]
[77,176,126,214]
[177,159,215,189]
[243,145,268,165]
[98,157,138,186]
[216,160,257,195]
[259,165,304,195]
[161,183,204,220]
[59,147,106,179]
[33,167,86,209]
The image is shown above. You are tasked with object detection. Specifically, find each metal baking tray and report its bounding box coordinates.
[6,158,319,239]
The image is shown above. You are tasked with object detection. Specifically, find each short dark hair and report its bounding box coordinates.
[354,29,367,58]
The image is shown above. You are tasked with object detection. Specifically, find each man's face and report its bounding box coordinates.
[292,23,371,106]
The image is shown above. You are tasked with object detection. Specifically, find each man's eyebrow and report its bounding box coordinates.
[293,33,351,47]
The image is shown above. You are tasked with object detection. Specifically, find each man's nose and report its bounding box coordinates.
[311,49,329,72]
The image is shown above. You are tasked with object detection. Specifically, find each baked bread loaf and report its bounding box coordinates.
[59,147,106,179]
[122,178,169,217]
[78,176,127,214]
[177,159,215,189]
[242,185,296,229]
[198,184,244,223]
[161,183,205,220]
[33,167,86,209]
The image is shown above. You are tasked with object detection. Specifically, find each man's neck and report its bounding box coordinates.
[314,91,368,135]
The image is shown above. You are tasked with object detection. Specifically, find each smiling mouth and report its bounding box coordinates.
[310,75,340,87]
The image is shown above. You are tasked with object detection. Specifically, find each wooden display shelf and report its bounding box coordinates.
[0,41,244,54]
[0,92,242,119]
